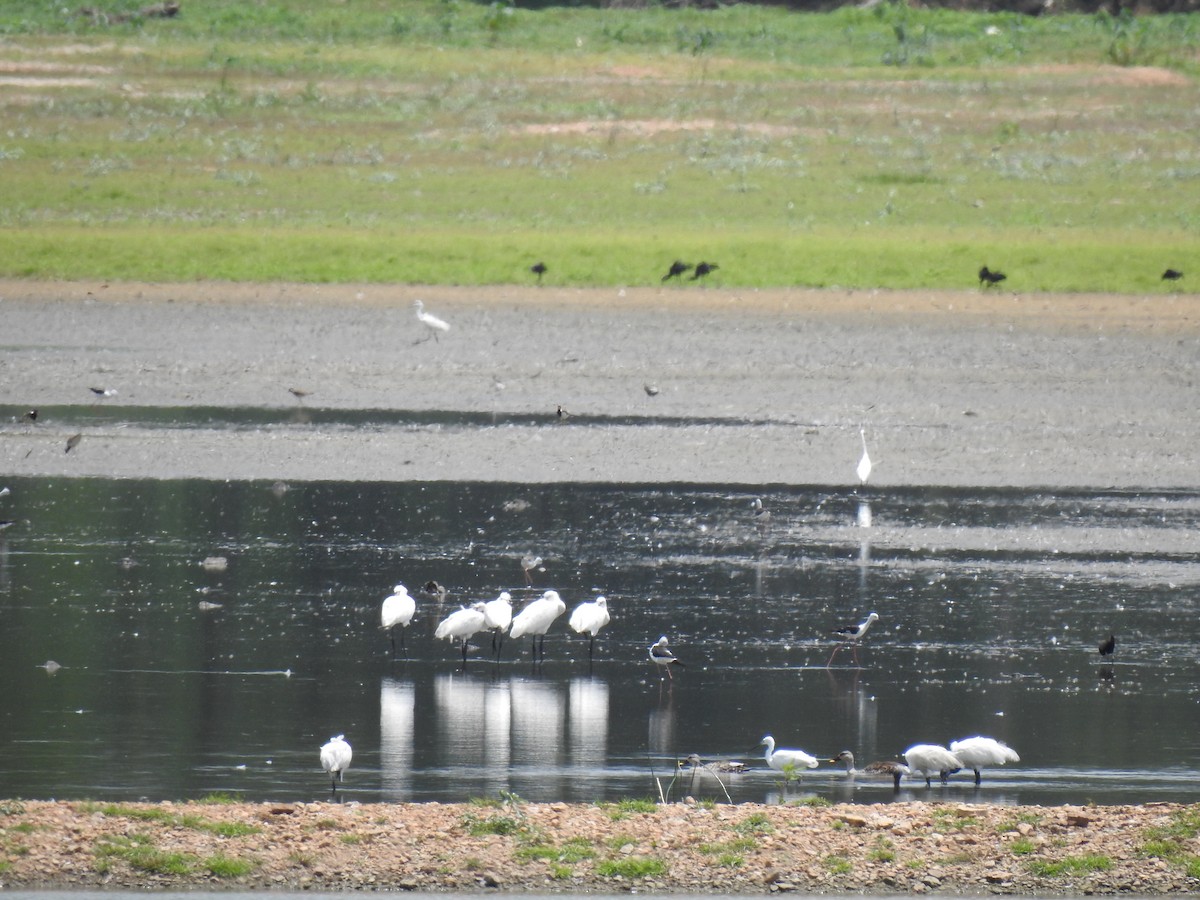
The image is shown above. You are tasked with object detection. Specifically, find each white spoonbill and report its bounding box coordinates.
[857,429,872,486]
[509,590,566,661]
[320,734,352,793]
[381,584,416,659]
[413,299,450,343]
[482,591,513,659]
[827,611,879,668]
[949,736,1020,785]
[903,743,962,787]
[434,602,488,664]
[649,635,685,679]
[568,596,611,659]
[830,750,911,790]
[760,735,820,776]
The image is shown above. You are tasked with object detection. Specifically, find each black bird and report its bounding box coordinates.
[1098,633,1116,656]
[25,409,38,422]
[530,261,547,284]
[556,404,571,421]
[89,386,117,397]
[662,260,692,282]
[1162,269,1183,281]
[65,433,82,453]
[690,262,719,281]
[979,266,1007,287]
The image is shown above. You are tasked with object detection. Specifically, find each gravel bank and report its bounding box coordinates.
[1,799,1197,894]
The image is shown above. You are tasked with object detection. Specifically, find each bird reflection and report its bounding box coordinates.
[433,673,511,797]
[648,692,676,755]
[380,677,415,800]
[510,678,566,796]
[568,677,609,769]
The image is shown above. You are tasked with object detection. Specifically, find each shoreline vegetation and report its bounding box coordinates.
[0,2,1196,293]
[2,798,1200,893]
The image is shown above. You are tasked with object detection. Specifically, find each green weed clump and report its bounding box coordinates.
[95,834,195,876]
[1026,854,1112,877]
[204,853,258,878]
[596,856,668,878]
[1139,807,1200,877]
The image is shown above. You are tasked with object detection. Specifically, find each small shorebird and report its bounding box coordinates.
[827,612,879,667]
[649,635,685,679]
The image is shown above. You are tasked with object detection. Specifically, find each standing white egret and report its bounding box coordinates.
[434,602,488,664]
[320,734,352,793]
[826,611,879,668]
[949,736,1020,785]
[568,596,611,659]
[830,750,911,790]
[903,743,962,787]
[520,553,543,587]
[759,735,820,776]
[482,590,513,659]
[413,299,450,343]
[856,429,872,486]
[649,636,685,680]
[381,584,416,659]
[509,590,566,661]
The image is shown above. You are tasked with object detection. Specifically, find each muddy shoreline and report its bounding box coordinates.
[1,281,1197,489]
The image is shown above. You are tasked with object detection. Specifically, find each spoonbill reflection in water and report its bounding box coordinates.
[568,596,610,659]
[857,429,872,486]
[320,734,352,794]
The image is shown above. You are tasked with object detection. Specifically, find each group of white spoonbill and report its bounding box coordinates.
[751,735,1019,789]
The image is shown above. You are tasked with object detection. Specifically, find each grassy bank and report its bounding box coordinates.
[0,1,1196,291]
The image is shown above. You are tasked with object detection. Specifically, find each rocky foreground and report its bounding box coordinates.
[2,799,1198,894]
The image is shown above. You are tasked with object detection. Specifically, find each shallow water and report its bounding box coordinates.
[1,477,1198,806]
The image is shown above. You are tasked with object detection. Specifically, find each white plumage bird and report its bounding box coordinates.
[568,596,611,659]
[857,429,872,486]
[320,734,352,793]
[434,602,488,664]
[413,299,450,342]
[903,743,963,787]
[760,735,820,776]
[509,589,566,661]
[949,736,1020,785]
[381,583,416,659]
[482,590,513,659]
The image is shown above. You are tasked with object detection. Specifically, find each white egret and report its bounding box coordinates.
[381,584,416,659]
[482,590,513,659]
[509,590,566,661]
[827,611,879,668]
[413,299,450,343]
[856,429,872,486]
[320,734,352,793]
[830,750,911,790]
[434,602,488,664]
[949,736,1020,785]
[649,636,685,680]
[759,735,820,776]
[568,596,610,659]
[903,743,962,787]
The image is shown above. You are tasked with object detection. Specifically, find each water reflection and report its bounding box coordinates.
[3,476,1200,804]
